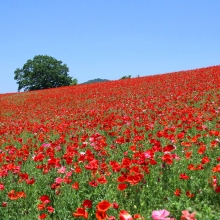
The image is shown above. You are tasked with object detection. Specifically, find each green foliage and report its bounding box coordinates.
[14,55,73,91]
[82,78,109,84]
[70,78,78,85]
[120,75,131,79]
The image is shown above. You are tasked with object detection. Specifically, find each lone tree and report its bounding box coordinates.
[14,55,73,91]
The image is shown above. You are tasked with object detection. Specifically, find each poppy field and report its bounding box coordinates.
[1,66,220,219]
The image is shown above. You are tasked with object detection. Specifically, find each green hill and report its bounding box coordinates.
[82,78,109,84]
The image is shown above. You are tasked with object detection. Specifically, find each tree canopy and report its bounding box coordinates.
[14,55,73,91]
[120,75,131,79]
[82,78,109,84]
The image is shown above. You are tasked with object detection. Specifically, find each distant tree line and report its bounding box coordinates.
[82,78,109,84]
[120,75,131,79]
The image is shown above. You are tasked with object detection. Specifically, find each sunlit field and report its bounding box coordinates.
[1,66,220,219]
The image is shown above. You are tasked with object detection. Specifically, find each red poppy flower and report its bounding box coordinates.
[162,154,173,165]
[212,164,220,172]
[38,213,47,219]
[96,200,111,213]
[163,145,176,152]
[74,166,82,173]
[185,151,192,159]
[96,211,108,220]
[97,176,108,184]
[117,175,127,183]
[37,203,45,210]
[201,156,210,164]
[211,175,217,188]
[198,145,206,154]
[0,183,4,190]
[1,202,7,207]
[112,202,119,209]
[39,195,50,204]
[89,180,98,187]
[179,173,189,180]
[47,206,55,213]
[8,190,18,200]
[133,214,144,219]
[82,199,92,208]
[118,183,128,191]
[215,186,220,193]
[26,178,35,185]
[188,164,195,170]
[121,158,132,168]
[195,164,204,170]
[119,210,133,220]
[110,161,121,172]
[174,188,182,197]
[8,190,26,200]
[126,174,142,185]
[177,132,185,139]
[72,182,79,190]
[73,207,88,219]
[186,190,194,198]
[17,191,26,198]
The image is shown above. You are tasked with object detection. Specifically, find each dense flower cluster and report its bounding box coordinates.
[1,66,220,218]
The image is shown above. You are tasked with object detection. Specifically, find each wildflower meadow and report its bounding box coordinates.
[1,66,220,219]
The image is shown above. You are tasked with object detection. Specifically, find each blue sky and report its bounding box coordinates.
[1,1,220,93]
